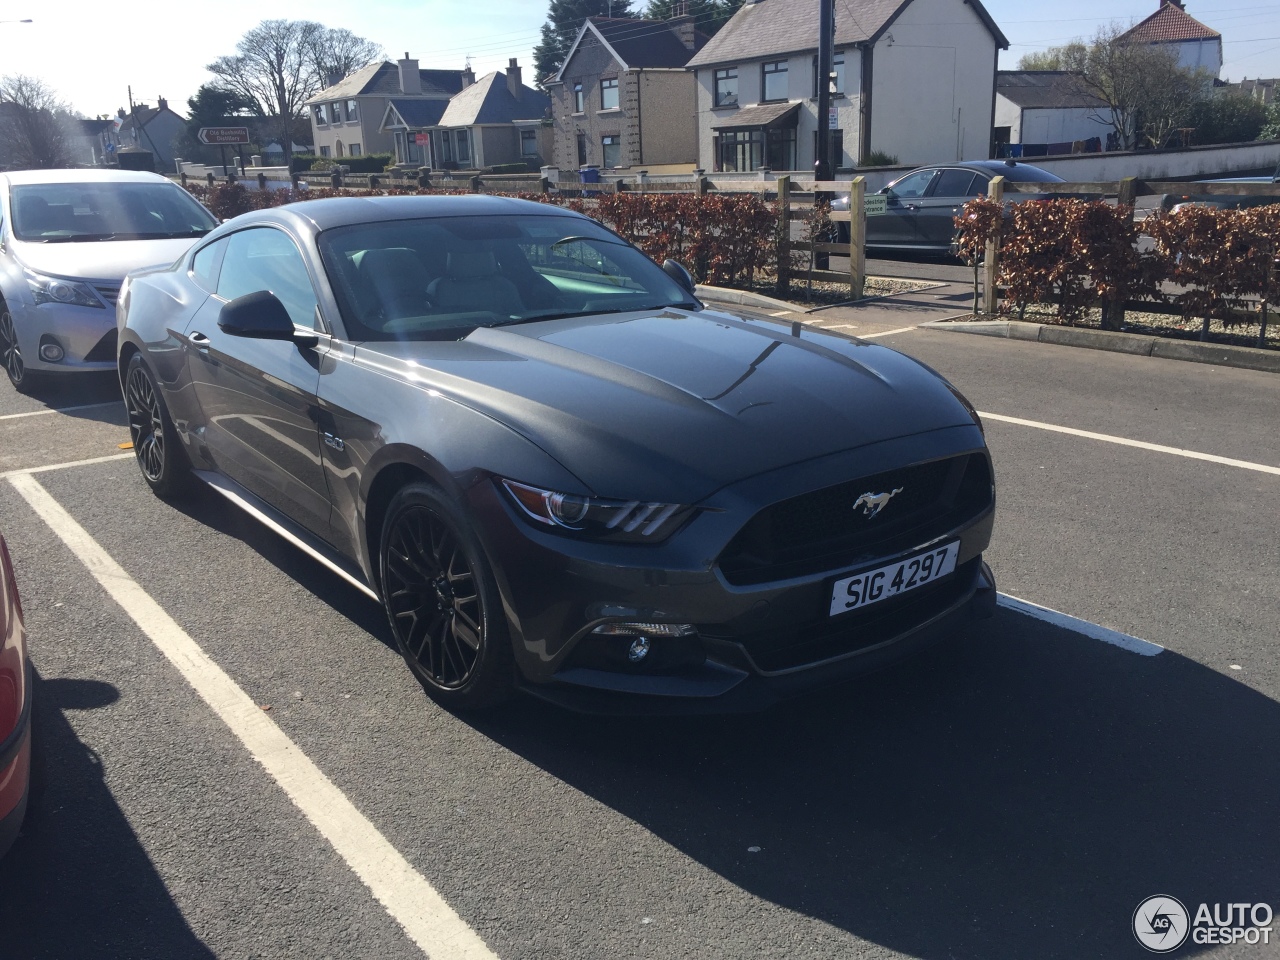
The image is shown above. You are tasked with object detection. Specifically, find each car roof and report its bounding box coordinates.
[0,168,174,187]
[218,193,589,234]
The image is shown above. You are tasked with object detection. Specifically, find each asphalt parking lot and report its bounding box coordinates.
[0,316,1277,959]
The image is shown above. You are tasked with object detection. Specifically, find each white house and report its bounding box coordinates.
[995,72,1110,152]
[1119,0,1222,79]
[685,0,1009,173]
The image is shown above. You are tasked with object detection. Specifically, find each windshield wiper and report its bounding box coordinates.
[38,229,211,243]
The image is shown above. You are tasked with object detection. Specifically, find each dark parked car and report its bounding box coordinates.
[118,195,996,712]
[833,160,1065,253]
[0,531,31,856]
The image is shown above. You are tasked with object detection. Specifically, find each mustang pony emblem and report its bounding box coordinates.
[853,487,904,519]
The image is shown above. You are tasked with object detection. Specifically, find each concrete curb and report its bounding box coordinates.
[695,285,797,312]
[919,319,1280,375]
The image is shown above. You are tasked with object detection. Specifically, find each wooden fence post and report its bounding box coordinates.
[776,175,791,297]
[1109,176,1138,331]
[331,171,342,190]
[206,172,215,188]
[982,175,1005,316]
[849,176,866,301]
[256,172,267,191]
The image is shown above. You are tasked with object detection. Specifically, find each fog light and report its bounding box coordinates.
[39,342,64,362]
[627,637,651,662]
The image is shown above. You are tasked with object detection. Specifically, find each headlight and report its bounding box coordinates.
[25,270,104,309]
[499,479,695,542]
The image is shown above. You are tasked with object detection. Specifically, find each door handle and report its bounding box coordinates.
[189,331,210,349]
[904,203,919,211]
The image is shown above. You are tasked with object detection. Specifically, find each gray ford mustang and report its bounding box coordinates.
[117,194,996,712]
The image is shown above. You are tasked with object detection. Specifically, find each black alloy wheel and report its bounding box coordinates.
[124,354,189,498]
[380,483,512,709]
[0,305,32,392]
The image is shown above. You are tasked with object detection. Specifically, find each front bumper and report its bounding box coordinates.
[464,427,996,713]
[7,297,118,375]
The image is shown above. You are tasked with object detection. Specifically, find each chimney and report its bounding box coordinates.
[117,107,126,120]
[507,58,523,99]
[157,96,168,112]
[670,14,697,50]
[325,69,343,88]
[398,53,422,95]
[462,64,476,88]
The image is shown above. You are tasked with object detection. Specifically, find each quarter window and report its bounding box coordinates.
[190,239,226,292]
[762,61,788,102]
[714,68,738,108]
[600,77,619,110]
[217,228,319,330]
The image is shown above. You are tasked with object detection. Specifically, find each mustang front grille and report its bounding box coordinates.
[717,453,992,585]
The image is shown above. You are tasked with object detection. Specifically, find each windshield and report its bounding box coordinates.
[10,181,217,242]
[318,214,694,341]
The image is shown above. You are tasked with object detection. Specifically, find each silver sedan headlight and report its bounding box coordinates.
[24,269,105,309]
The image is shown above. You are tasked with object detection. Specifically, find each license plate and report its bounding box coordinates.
[829,542,959,616]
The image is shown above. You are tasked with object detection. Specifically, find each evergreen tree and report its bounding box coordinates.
[643,0,744,36]
[533,0,637,86]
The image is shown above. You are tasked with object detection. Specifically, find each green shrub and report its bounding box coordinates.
[863,151,899,167]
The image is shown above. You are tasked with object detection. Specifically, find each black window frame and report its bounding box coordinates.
[762,60,789,103]
[714,67,738,108]
[812,51,847,98]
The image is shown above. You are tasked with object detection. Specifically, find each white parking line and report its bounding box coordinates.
[858,326,918,339]
[998,593,1163,656]
[7,471,497,960]
[0,401,119,421]
[0,452,134,481]
[977,411,1280,477]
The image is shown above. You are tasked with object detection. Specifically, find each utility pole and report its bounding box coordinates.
[814,0,835,182]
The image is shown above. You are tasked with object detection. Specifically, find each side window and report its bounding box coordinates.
[933,170,979,199]
[190,238,226,292]
[217,228,320,330]
[890,169,937,199]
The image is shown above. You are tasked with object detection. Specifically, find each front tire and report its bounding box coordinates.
[0,303,39,394]
[124,354,190,499]
[379,483,513,710]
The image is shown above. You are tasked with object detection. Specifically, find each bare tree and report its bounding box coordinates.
[309,27,383,86]
[0,75,76,169]
[1020,25,1206,150]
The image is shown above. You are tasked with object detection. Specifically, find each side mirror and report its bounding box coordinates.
[662,259,696,295]
[218,290,317,347]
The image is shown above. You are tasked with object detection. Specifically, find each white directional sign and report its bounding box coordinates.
[198,126,250,145]
[864,194,888,217]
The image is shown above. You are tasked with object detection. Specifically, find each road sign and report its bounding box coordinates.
[198,126,250,145]
[864,194,888,217]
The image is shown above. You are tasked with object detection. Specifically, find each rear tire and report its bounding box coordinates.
[124,354,190,499]
[379,482,514,710]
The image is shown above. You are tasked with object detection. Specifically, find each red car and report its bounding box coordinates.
[0,532,30,856]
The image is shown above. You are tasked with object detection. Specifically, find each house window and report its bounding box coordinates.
[455,129,470,165]
[762,61,788,102]
[714,68,738,108]
[573,82,584,113]
[439,131,452,162]
[319,145,331,157]
[349,143,362,156]
[346,100,359,122]
[600,77,619,110]
[767,127,797,170]
[602,135,620,168]
[813,51,847,97]
[576,133,587,166]
[313,104,328,125]
[520,128,539,158]
[717,129,763,171]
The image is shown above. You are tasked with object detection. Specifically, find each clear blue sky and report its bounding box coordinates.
[4,0,1278,118]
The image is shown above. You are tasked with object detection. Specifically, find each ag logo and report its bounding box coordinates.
[1134,896,1190,953]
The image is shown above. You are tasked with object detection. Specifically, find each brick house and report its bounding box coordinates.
[543,16,709,172]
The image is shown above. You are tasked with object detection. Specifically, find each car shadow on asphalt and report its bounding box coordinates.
[165,482,394,650]
[468,611,1278,959]
[0,671,216,959]
[5,371,123,418]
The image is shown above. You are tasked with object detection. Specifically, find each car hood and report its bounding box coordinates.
[10,237,198,282]
[356,308,979,504]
